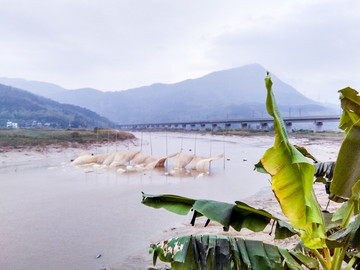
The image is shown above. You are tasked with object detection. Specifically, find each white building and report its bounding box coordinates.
[6,121,18,128]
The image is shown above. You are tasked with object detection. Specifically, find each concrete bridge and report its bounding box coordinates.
[118,115,341,133]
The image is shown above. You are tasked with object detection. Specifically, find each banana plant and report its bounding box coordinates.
[142,74,360,269]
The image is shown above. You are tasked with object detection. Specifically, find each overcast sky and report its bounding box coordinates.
[0,0,359,104]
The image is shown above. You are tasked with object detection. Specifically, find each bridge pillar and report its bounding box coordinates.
[200,123,206,131]
[212,123,217,131]
[225,123,231,130]
[182,124,187,129]
[241,123,248,129]
[260,122,269,130]
[285,122,293,133]
[314,121,323,133]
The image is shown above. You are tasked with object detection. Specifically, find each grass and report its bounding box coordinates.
[0,127,135,151]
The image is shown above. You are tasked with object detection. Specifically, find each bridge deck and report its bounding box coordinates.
[119,115,341,129]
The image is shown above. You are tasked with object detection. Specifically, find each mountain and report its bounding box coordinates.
[0,84,114,128]
[0,77,66,97]
[0,64,338,124]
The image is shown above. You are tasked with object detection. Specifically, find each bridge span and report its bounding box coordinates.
[118,115,341,133]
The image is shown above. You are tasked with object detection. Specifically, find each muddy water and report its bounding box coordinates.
[0,132,272,270]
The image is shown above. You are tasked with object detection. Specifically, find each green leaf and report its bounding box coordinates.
[142,193,298,239]
[349,215,360,250]
[275,220,299,239]
[142,192,195,215]
[338,87,360,134]
[326,214,360,249]
[332,180,360,227]
[192,200,234,229]
[150,235,318,270]
[264,73,288,147]
[254,160,268,174]
[233,201,274,232]
[331,124,360,199]
[278,248,305,270]
[321,211,342,232]
[244,239,275,269]
[260,73,325,249]
[294,145,318,163]
[330,87,360,199]
[289,250,319,270]
[236,238,251,269]
[314,161,335,182]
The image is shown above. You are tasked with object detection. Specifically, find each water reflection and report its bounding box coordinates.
[0,132,272,270]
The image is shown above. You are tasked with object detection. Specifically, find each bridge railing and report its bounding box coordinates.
[118,115,341,133]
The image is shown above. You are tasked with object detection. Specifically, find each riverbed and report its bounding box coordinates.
[0,132,341,270]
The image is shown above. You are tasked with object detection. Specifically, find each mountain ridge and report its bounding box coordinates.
[0,64,338,124]
[0,84,114,128]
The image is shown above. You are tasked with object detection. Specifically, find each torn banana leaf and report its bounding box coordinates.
[150,235,319,270]
[142,193,299,239]
[314,161,335,183]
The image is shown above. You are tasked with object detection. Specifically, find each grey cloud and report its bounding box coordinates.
[206,1,360,103]
[0,0,359,102]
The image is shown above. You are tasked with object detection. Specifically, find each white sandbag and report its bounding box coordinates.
[172,153,194,169]
[109,150,139,168]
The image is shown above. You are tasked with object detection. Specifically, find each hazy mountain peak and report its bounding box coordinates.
[0,77,68,97]
[0,63,337,124]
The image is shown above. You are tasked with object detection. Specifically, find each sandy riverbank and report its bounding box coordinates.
[0,132,344,269]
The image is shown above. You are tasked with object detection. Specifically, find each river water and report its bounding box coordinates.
[0,132,273,270]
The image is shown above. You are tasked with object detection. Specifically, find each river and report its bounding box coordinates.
[0,132,273,270]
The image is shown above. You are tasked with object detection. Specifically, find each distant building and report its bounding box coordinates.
[32,120,43,127]
[6,121,18,128]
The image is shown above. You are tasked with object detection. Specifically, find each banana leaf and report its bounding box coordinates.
[332,180,360,228]
[325,182,360,248]
[140,193,195,215]
[142,193,299,239]
[338,87,360,134]
[330,88,360,199]
[331,122,360,199]
[294,145,318,163]
[255,146,318,175]
[259,73,325,248]
[314,161,335,184]
[326,214,360,249]
[149,234,319,270]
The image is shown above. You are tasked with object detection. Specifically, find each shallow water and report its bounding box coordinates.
[0,133,272,270]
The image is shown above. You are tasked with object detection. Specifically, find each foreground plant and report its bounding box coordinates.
[142,74,360,269]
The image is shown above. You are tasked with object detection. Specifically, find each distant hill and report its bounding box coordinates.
[0,84,114,128]
[0,64,338,124]
[0,77,65,97]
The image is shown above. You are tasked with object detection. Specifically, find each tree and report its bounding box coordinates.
[142,73,360,269]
